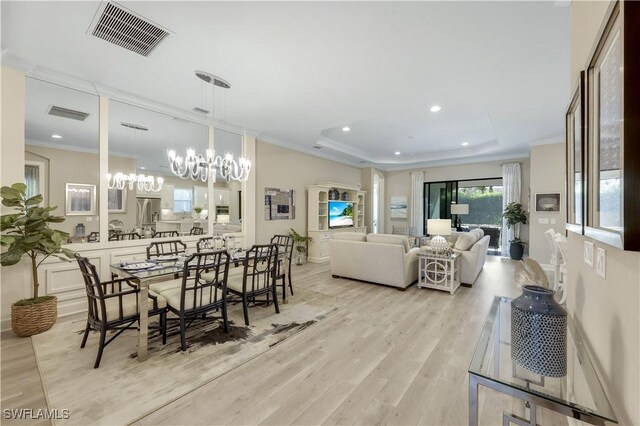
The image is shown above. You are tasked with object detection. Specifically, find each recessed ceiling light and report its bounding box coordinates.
[140,166,146,170]
[342,126,351,132]
[51,134,62,139]
[430,105,442,113]
[394,151,401,156]
[461,142,469,146]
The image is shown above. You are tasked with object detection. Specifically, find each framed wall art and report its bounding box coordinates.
[65,183,96,215]
[582,0,640,251]
[565,71,586,234]
[535,193,561,213]
[264,187,295,220]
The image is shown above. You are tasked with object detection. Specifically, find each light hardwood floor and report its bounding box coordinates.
[1,257,569,425]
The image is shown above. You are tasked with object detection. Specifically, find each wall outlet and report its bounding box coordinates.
[550,218,556,224]
[596,247,606,279]
[85,216,92,222]
[584,241,594,267]
[538,218,549,224]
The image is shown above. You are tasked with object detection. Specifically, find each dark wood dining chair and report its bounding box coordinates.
[87,231,100,242]
[270,234,294,302]
[189,226,204,235]
[75,254,167,368]
[226,244,279,326]
[197,235,225,252]
[146,239,187,259]
[109,231,142,241]
[159,251,231,351]
[153,230,179,238]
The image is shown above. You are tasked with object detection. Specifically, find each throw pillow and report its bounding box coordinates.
[454,233,476,251]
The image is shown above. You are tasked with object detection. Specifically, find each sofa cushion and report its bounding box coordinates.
[332,232,367,242]
[366,234,410,253]
[454,232,476,251]
[470,228,484,241]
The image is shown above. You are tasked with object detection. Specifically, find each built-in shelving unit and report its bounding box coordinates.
[307,182,366,263]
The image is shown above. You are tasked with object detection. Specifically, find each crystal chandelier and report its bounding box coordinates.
[167,148,251,183]
[106,172,164,192]
[167,71,251,183]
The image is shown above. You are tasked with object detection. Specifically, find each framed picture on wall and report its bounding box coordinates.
[390,196,408,219]
[264,188,295,220]
[535,193,561,213]
[65,183,96,215]
[108,188,126,213]
[565,71,586,234]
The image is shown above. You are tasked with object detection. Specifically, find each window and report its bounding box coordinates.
[174,188,193,213]
[24,160,45,202]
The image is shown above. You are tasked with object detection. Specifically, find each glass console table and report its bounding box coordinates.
[468,297,617,425]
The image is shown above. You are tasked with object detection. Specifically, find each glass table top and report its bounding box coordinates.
[469,296,617,423]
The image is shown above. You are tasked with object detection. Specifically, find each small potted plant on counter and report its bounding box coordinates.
[502,202,528,260]
[193,206,203,219]
[1,183,75,337]
[289,228,312,265]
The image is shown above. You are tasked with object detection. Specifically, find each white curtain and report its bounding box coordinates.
[410,171,425,236]
[502,163,521,256]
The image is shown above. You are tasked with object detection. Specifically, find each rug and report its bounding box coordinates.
[31,287,339,425]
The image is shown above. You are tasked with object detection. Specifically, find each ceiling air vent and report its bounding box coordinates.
[193,107,210,114]
[121,122,149,131]
[313,145,323,150]
[90,2,170,57]
[47,105,90,121]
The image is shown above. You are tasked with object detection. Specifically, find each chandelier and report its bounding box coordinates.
[167,148,251,183]
[106,172,164,192]
[167,71,251,183]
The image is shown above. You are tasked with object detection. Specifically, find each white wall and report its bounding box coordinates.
[568,2,639,424]
[528,143,566,262]
[1,67,30,329]
[254,140,361,244]
[383,158,531,243]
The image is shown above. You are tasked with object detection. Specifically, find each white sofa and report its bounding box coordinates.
[329,233,420,289]
[449,229,490,285]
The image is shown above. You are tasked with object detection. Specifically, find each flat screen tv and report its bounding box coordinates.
[329,201,354,228]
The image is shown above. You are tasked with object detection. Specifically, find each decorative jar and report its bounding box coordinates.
[511,285,567,377]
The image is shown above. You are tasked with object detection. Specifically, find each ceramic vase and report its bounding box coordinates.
[511,285,567,377]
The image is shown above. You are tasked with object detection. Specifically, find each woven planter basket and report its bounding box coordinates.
[11,296,58,337]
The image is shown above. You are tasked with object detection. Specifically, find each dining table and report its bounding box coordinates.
[109,250,248,361]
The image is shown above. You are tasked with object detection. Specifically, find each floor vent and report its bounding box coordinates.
[121,122,149,131]
[90,2,169,57]
[47,105,90,121]
[193,107,210,114]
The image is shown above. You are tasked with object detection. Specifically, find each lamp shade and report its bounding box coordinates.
[427,219,452,236]
[451,203,469,215]
[216,214,230,224]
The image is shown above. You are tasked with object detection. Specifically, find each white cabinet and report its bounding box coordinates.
[160,184,174,210]
[214,189,230,205]
[194,186,208,208]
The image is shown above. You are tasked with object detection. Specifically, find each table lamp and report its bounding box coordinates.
[427,219,452,251]
[450,203,469,231]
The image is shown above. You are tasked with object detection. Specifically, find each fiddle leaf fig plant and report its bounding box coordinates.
[1,183,75,299]
[502,202,528,242]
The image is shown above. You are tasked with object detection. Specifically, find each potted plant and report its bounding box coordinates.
[289,228,312,265]
[1,183,75,337]
[502,202,528,260]
[193,206,203,219]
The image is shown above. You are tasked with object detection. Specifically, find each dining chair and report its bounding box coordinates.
[109,232,142,241]
[270,234,294,301]
[153,230,179,238]
[226,244,280,326]
[75,254,167,368]
[196,235,225,252]
[159,251,231,351]
[146,239,187,259]
[189,226,204,235]
[87,231,100,242]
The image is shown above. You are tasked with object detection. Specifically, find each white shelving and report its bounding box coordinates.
[307,183,366,263]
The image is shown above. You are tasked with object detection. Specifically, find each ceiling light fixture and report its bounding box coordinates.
[394,151,401,156]
[167,72,251,183]
[342,126,351,132]
[51,134,63,139]
[462,142,469,146]
[430,105,442,113]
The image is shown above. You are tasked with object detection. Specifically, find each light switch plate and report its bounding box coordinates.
[538,218,549,224]
[596,247,606,279]
[584,241,594,267]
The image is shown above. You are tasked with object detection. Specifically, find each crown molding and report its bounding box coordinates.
[381,151,531,172]
[256,134,364,168]
[527,135,564,147]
